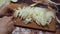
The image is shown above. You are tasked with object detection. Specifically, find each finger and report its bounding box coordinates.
[8,21,14,26]
[1,16,13,24]
[3,16,13,20]
[7,20,15,29]
[7,21,15,33]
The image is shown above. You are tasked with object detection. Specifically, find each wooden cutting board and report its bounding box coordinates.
[9,3,56,32]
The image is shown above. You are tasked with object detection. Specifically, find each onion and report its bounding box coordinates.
[14,7,55,26]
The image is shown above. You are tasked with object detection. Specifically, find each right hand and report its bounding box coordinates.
[0,16,15,34]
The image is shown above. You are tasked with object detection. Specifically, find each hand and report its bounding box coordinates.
[0,16,15,34]
[0,2,9,16]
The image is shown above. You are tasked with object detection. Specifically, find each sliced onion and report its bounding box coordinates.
[14,7,55,26]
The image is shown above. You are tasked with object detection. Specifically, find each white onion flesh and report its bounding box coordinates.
[14,7,55,26]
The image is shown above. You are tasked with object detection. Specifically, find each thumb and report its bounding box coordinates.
[1,16,13,24]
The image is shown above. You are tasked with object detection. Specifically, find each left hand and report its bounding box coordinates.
[0,2,9,16]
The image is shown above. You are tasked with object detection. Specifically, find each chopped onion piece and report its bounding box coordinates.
[14,7,55,26]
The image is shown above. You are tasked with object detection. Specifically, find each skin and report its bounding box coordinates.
[0,2,9,16]
[0,2,15,34]
[0,16,15,34]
